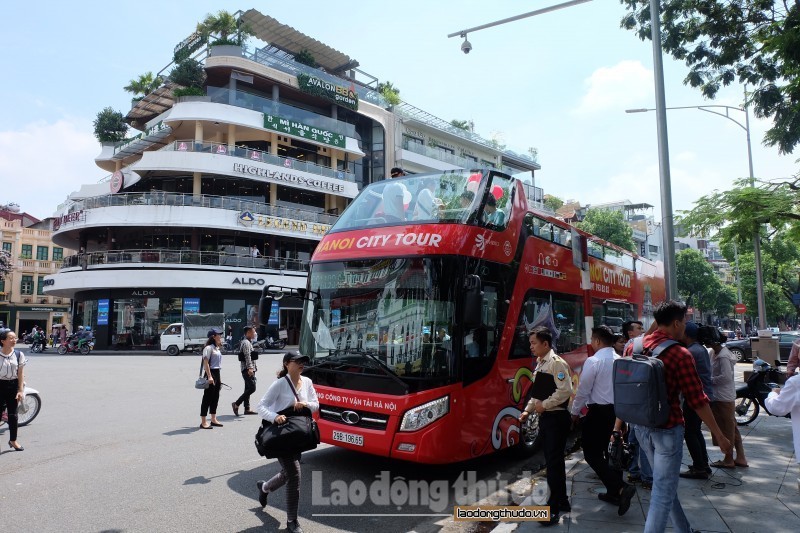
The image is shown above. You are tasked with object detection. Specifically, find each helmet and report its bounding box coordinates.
[78,326,84,330]
[85,327,91,332]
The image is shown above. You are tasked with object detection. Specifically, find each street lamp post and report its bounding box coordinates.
[626,97,768,330]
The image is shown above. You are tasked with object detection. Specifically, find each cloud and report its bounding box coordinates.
[0,119,106,220]
[572,60,653,115]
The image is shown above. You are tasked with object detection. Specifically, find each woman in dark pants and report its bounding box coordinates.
[256,351,319,533]
[200,328,224,429]
[0,329,27,451]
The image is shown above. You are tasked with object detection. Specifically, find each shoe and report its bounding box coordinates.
[210,422,223,427]
[618,484,636,516]
[539,513,560,527]
[598,492,620,505]
[680,468,710,480]
[232,402,240,416]
[256,481,268,508]
[8,441,24,451]
[244,410,258,415]
[641,480,652,490]
[287,520,304,533]
[627,474,642,484]
[559,499,571,513]
[199,424,213,429]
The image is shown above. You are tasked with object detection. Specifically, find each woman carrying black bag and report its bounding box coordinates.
[256,351,318,533]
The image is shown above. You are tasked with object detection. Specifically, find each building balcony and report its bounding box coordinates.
[59,249,310,273]
[162,140,355,182]
[16,259,59,273]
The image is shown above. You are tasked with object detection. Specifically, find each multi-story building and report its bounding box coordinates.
[1,204,73,333]
[44,9,539,350]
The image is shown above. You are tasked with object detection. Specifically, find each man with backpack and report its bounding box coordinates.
[616,300,731,533]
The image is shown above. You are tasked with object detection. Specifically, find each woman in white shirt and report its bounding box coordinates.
[0,329,27,451]
[199,329,224,429]
[256,351,319,533]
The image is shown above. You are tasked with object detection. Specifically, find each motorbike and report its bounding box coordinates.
[254,336,286,350]
[735,358,791,426]
[30,338,48,353]
[0,383,42,428]
[57,336,95,355]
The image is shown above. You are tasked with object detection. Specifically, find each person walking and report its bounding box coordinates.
[232,326,258,416]
[256,351,319,533]
[0,329,27,451]
[621,320,653,489]
[623,301,732,533]
[707,332,748,468]
[679,322,714,479]
[519,327,573,527]
[199,328,224,429]
[571,326,636,514]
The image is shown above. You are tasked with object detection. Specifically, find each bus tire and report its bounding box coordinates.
[166,345,180,357]
[515,398,542,457]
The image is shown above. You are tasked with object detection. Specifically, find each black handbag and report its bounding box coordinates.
[255,376,320,458]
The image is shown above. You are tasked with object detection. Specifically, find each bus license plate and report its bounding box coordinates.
[332,430,363,446]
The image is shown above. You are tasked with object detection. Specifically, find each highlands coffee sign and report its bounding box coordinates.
[231,163,345,193]
[53,210,85,231]
[297,73,358,111]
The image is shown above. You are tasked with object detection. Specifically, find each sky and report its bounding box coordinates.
[1,1,797,222]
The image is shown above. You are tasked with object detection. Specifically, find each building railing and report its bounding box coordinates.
[63,192,339,226]
[16,259,57,271]
[206,87,359,139]
[60,249,310,273]
[162,139,356,182]
[401,138,484,170]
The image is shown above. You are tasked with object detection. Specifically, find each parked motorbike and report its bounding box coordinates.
[735,358,791,425]
[57,337,95,355]
[0,383,42,428]
[254,336,286,350]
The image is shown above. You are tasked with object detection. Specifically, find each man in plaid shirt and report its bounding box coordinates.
[620,300,731,532]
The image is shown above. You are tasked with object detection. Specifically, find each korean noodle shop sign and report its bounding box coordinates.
[263,114,345,148]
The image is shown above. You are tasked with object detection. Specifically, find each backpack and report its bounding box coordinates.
[612,336,677,427]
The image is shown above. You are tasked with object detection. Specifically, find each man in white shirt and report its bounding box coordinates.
[765,374,800,491]
[571,325,636,514]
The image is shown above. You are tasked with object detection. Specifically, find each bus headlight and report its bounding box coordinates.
[399,396,449,432]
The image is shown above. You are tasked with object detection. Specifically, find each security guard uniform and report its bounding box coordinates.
[524,348,573,520]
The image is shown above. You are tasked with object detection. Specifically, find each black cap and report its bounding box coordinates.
[283,350,310,364]
[207,328,222,338]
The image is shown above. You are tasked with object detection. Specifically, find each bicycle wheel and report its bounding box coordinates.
[17,394,41,426]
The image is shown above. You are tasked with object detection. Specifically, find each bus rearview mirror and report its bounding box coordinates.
[258,295,274,326]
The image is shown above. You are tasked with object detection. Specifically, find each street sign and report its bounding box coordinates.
[734,303,747,314]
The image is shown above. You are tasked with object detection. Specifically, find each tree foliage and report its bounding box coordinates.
[543,194,565,212]
[377,81,401,106]
[0,250,12,281]
[450,119,474,131]
[169,59,206,89]
[620,0,800,153]
[124,72,163,97]
[294,49,318,67]
[196,10,252,46]
[578,208,636,251]
[93,107,128,143]
[676,248,720,311]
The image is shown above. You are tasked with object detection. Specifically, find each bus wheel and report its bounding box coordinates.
[515,406,542,457]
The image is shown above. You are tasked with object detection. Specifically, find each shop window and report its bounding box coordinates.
[37,246,48,261]
[52,247,64,261]
[21,244,32,259]
[37,276,45,295]
[112,298,164,348]
[21,275,33,295]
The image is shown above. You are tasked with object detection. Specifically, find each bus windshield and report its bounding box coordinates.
[332,170,488,230]
[299,257,460,391]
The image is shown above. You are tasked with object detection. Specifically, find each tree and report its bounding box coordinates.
[123,72,163,98]
[543,194,564,212]
[93,107,128,143]
[196,10,252,46]
[169,59,206,89]
[450,119,474,131]
[620,1,800,154]
[294,49,317,67]
[676,249,716,308]
[0,250,12,282]
[377,81,401,106]
[577,208,636,251]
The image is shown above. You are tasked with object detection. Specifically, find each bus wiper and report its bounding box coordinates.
[355,349,409,393]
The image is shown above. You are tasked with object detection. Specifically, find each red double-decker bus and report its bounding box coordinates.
[260,169,665,464]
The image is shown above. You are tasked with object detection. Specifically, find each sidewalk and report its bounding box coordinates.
[435,413,799,533]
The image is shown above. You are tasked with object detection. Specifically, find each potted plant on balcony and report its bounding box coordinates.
[377,81,401,110]
[123,72,164,103]
[169,59,207,99]
[197,10,252,56]
[93,107,128,144]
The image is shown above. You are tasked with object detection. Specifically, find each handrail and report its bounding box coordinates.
[63,191,339,226]
[162,139,356,182]
[60,249,310,273]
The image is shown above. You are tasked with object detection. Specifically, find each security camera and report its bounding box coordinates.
[461,38,472,54]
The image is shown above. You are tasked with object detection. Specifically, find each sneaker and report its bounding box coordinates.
[256,480,268,508]
[287,520,305,533]
[641,480,652,490]
[627,474,642,484]
[598,492,621,505]
[618,484,636,516]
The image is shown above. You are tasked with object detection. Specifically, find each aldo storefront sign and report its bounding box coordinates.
[233,277,266,286]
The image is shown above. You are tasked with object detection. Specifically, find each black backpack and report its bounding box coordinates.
[613,336,677,427]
